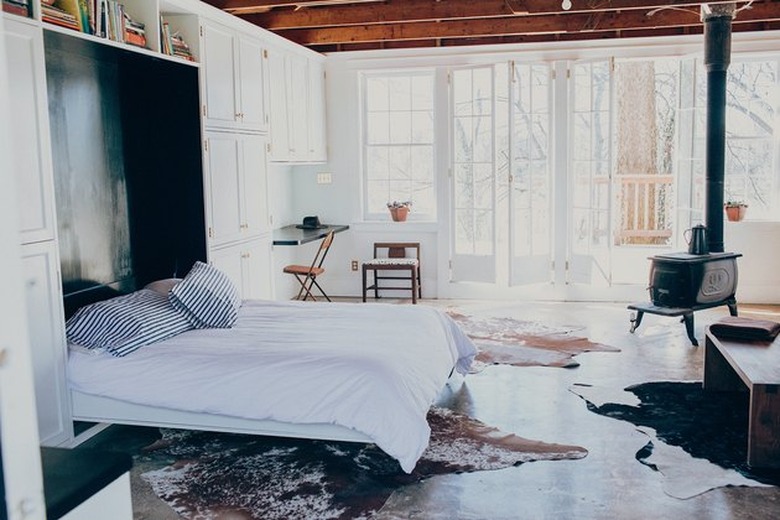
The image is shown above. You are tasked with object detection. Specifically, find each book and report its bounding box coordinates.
[2,0,30,16]
[710,316,780,341]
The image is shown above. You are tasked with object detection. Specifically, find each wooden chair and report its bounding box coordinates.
[362,242,421,304]
[283,231,334,301]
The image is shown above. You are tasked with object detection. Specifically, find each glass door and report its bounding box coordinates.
[508,61,553,286]
[450,65,497,283]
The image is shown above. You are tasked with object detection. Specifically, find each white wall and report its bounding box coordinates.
[277,30,780,304]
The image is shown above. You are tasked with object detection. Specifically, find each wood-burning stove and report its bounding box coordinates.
[629,252,741,346]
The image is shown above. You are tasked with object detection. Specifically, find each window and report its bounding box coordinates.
[362,71,435,220]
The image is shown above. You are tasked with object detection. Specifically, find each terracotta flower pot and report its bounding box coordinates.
[389,206,410,222]
[725,205,747,222]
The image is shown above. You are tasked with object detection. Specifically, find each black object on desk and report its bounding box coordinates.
[41,447,132,519]
[273,224,349,246]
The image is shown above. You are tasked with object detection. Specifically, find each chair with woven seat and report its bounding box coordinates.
[283,231,334,301]
[362,242,421,304]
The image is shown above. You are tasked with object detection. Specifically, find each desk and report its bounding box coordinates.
[272,224,349,246]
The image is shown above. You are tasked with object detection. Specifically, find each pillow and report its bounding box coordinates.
[144,278,182,295]
[169,261,240,328]
[66,290,194,357]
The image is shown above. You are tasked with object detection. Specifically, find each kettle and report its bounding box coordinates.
[685,224,709,255]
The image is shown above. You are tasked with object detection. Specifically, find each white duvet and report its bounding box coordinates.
[68,300,476,472]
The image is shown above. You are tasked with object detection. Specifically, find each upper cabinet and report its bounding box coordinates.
[6,18,57,245]
[201,21,268,133]
[268,46,327,163]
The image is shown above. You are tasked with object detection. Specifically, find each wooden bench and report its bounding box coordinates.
[703,328,780,468]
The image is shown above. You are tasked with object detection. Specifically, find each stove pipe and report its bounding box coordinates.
[702,4,736,254]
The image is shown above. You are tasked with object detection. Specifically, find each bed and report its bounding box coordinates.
[67,296,476,473]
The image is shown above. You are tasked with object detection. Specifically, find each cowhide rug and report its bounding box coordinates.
[571,381,779,499]
[89,408,586,520]
[446,310,619,369]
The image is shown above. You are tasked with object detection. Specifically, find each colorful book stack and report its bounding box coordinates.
[124,13,146,48]
[42,1,80,30]
[160,19,194,61]
[2,0,31,17]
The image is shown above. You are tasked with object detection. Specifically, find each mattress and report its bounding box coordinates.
[68,299,476,472]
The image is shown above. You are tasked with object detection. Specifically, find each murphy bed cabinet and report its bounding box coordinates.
[3,0,327,459]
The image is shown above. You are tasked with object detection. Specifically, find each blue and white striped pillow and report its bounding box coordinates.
[169,261,241,329]
[66,290,194,357]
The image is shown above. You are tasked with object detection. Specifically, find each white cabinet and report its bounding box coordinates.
[6,18,57,245]
[22,241,72,447]
[201,21,268,133]
[268,47,327,163]
[204,131,270,246]
[210,236,274,300]
[308,59,327,162]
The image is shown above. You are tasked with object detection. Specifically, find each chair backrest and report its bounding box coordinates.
[310,231,335,270]
[373,242,420,262]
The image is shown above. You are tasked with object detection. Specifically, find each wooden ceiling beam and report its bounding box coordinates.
[239,0,519,28]
[309,19,780,53]
[276,2,780,46]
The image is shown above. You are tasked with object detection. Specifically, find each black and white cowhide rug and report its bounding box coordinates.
[446,311,619,369]
[91,408,586,520]
[571,381,779,499]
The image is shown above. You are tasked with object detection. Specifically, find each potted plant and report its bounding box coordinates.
[724,200,748,222]
[387,200,412,222]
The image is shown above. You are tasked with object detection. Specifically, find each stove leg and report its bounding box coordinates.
[629,311,644,333]
[727,299,738,316]
[683,313,698,346]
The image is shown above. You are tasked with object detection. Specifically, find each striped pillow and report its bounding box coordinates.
[66,290,194,357]
[169,261,240,328]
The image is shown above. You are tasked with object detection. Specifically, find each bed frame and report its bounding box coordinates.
[70,390,373,443]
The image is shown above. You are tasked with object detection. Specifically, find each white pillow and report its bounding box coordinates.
[66,290,193,357]
[169,262,240,329]
[144,278,182,295]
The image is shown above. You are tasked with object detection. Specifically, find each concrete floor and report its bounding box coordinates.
[125,300,780,519]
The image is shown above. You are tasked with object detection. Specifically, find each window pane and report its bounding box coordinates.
[363,71,435,218]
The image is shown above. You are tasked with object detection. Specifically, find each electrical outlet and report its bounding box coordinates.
[351,260,359,271]
[317,172,333,184]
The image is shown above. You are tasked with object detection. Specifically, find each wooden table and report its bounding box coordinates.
[703,328,780,468]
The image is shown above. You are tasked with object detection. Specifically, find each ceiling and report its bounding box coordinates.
[201,0,780,53]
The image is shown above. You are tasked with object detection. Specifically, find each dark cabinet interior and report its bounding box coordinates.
[44,31,206,316]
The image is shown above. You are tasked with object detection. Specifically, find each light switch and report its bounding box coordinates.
[317,172,332,184]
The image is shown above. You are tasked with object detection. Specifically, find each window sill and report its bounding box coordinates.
[350,221,439,233]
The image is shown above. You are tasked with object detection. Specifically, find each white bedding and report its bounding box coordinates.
[68,300,476,472]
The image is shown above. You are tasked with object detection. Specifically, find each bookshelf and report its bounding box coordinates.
[1,0,199,65]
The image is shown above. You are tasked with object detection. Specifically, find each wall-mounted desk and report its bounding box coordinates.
[272,224,350,246]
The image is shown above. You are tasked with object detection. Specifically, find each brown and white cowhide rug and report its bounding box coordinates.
[446,311,619,369]
[98,408,586,520]
[571,381,779,499]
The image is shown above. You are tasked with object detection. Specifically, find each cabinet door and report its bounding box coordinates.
[268,47,290,161]
[308,59,327,162]
[201,22,239,129]
[288,54,309,161]
[240,134,270,236]
[205,132,243,245]
[241,237,274,300]
[209,245,244,296]
[22,241,72,446]
[5,20,56,244]
[237,37,268,132]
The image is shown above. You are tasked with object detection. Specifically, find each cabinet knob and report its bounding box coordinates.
[0,347,7,367]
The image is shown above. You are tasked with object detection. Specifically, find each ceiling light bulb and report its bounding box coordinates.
[562,0,572,10]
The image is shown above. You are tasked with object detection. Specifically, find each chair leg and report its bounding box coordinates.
[293,274,308,300]
[298,274,318,302]
[311,277,331,302]
[362,267,368,302]
[411,267,418,304]
[374,270,379,299]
